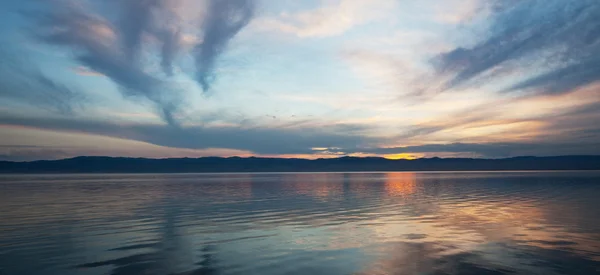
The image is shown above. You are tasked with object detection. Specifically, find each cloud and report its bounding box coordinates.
[72,66,105,77]
[341,49,433,98]
[0,145,72,162]
[435,0,600,95]
[0,47,85,114]
[395,83,600,144]
[20,0,256,122]
[255,0,394,38]
[117,0,184,75]
[2,101,600,159]
[431,0,483,24]
[195,0,255,91]
[506,58,600,95]
[29,0,184,125]
[334,142,600,158]
[0,113,376,156]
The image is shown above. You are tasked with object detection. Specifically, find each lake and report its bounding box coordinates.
[1,172,599,275]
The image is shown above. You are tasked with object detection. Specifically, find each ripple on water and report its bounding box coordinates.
[1,171,599,275]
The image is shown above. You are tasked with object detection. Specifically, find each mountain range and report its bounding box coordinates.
[1,155,600,173]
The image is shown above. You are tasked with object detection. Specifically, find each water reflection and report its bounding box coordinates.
[284,173,344,201]
[75,196,217,275]
[384,172,417,197]
[0,172,599,275]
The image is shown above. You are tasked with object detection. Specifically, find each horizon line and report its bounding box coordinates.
[3,154,600,163]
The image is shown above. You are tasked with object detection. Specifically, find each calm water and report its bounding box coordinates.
[1,172,600,275]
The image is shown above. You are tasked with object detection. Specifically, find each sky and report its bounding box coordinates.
[1,0,599,161]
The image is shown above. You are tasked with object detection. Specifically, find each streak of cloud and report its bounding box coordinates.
[435,0,600,95]
[24,0,256,121]
[254,0,396,38]
[349,142,600,158]
[0,47,84,114]
[118,0,183,75]
[2,105,600,159]
[0,112,373,156]
[195,0,255,91]
[30,0,183,125]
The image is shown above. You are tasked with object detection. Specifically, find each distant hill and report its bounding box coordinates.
[1,156,600,173]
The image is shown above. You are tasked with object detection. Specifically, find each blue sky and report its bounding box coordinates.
[1,0,600,160]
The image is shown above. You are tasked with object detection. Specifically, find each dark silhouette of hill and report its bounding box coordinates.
[1,155,600,173]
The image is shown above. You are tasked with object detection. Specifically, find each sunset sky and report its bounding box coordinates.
[1,0,599,161]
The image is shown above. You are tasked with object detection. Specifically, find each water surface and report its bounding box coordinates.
[1,172,599,275]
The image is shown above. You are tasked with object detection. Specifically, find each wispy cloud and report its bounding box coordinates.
[435,0,600,95]
[255,0,395,38]
[341,50,431,98]
[20,0,257,123]
[348,142,600,158]
[430,0,483,24]
[0,47,85,114]
[195,0,255,91]
[72,66,105,77]
[0,112,376,156]
[392,82,600,147]
[118,0,184,76]
[3,93,600,159]
[30,0,183,125]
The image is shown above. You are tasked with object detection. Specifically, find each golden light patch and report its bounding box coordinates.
[384,153,419,160]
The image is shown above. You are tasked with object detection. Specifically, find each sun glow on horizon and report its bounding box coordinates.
[384,153,420,160]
